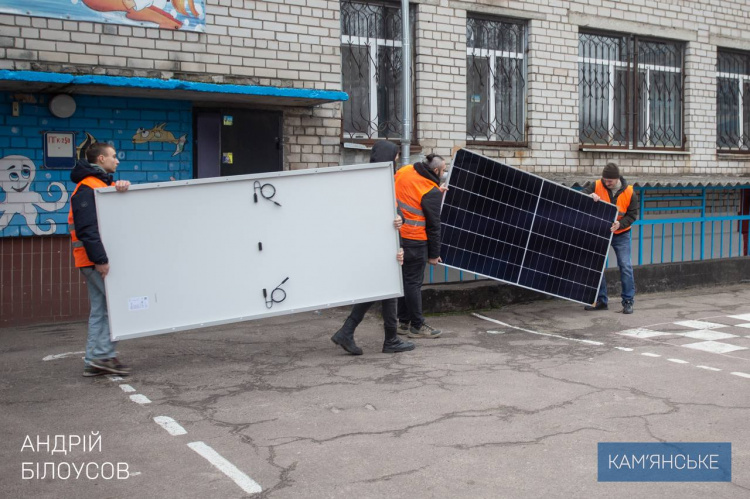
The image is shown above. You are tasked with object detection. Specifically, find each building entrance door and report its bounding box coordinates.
[194,109,283,178]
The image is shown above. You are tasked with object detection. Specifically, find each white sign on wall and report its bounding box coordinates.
[95,163,403,340]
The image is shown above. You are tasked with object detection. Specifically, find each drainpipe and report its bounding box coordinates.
[400,0,411,166]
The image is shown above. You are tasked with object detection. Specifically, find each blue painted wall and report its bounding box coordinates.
[0,92,192,237]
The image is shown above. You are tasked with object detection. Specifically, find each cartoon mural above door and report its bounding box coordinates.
[132,123,187,156]
[0,0,205,32]
[0,155,69,235]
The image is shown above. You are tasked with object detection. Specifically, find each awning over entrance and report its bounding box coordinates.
[0,70,348,107]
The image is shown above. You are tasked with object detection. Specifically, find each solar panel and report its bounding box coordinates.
[440,149,618,305]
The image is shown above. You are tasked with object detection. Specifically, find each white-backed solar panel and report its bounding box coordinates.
[440,149,617,305]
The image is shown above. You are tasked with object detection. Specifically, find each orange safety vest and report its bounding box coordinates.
[394,164,438,241]
[68,176,111,267]
[594,180,634,234]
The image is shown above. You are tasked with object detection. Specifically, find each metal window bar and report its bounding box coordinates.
[466,17,526,144]
[578,32,683,149]
[340,0,415,140]
[717,49,750,151]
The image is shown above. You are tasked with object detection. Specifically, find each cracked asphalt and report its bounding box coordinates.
[1,283,749,498]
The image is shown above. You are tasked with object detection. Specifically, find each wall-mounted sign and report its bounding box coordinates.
[43,132,76,169]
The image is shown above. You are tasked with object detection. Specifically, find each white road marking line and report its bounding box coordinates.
[730,372,750,379]
[682,341,748,354]
[619,328,673,339]
[472,313,604,345]
[667,358,689,364]
[674,320,728,330]
[615,347,633,351]
[154,416,187,436]
[677,329,738,341]
[188,441,262,494]
[119,384,136,393]
[641,352,661,357]
[487,330,506,335]
[637,312,750,332]
[697,365,722,371]
[42,351,85,361]
[130,394,151,404]
[109,376,125,381]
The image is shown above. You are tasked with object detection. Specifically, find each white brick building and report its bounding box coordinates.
[2,1,750,174]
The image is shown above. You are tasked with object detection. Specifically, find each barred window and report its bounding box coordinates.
[579,32,684,149]
[466,17,526,144]
[717,49,750,152]
[340,1,415,140]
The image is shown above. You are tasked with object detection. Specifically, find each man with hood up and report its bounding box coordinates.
[330,140,416,355]
[582,162,638,314]
[69,142,131,376]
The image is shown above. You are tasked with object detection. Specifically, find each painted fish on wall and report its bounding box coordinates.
[132,123,187,156]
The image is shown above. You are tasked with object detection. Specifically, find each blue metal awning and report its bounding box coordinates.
[0,70,348,107]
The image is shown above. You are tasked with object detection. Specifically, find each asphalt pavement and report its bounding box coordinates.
[1,283,749,498]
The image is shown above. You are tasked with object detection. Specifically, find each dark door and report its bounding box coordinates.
[194,109,282,178]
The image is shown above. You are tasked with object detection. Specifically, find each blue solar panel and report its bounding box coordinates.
[440,149,617,305]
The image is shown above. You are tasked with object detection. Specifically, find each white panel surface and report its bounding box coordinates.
[95,163,402,340]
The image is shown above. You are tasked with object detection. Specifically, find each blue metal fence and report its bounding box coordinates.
[427,185,750,284]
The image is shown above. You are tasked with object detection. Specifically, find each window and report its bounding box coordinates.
[717,49,750,152]
[579,32,684,149]
[466,16,526,144]
[340,1,415,140]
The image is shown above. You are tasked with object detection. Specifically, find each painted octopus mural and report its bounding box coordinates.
[0,155,69,235]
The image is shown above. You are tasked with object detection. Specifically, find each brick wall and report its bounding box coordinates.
[4,1,748,175]
[414,0,750,177]
[0,93,192,326]
[0,236,89,327]
[414,3,467,158]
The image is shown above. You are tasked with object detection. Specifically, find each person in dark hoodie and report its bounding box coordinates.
[395,153,446,338]
[583,162,638,314]
[69,142,131,376]
[330,140,416,355]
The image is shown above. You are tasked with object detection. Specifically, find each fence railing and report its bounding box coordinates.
[426,185,750,284]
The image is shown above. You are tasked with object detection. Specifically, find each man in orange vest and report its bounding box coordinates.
[69,142,131,376]
[583,162,638,314]
[395,153,447,337]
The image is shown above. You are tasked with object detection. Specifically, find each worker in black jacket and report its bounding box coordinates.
[330,140,416,355]
[394,154,446,338]
[68,142,131,376]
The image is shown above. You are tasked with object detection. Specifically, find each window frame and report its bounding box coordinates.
[716,47,750,153]
[339,0,417,144]
[465,14,528,147]
[578,30,685,151]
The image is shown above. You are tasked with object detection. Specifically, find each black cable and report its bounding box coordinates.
[253,181,281,206]
[263,277,289,309]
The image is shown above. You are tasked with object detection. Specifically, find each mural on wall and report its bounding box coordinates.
[0,92,193,238]
[0,155,69,235]
[132,123,187,156]
[0,0,205,32]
